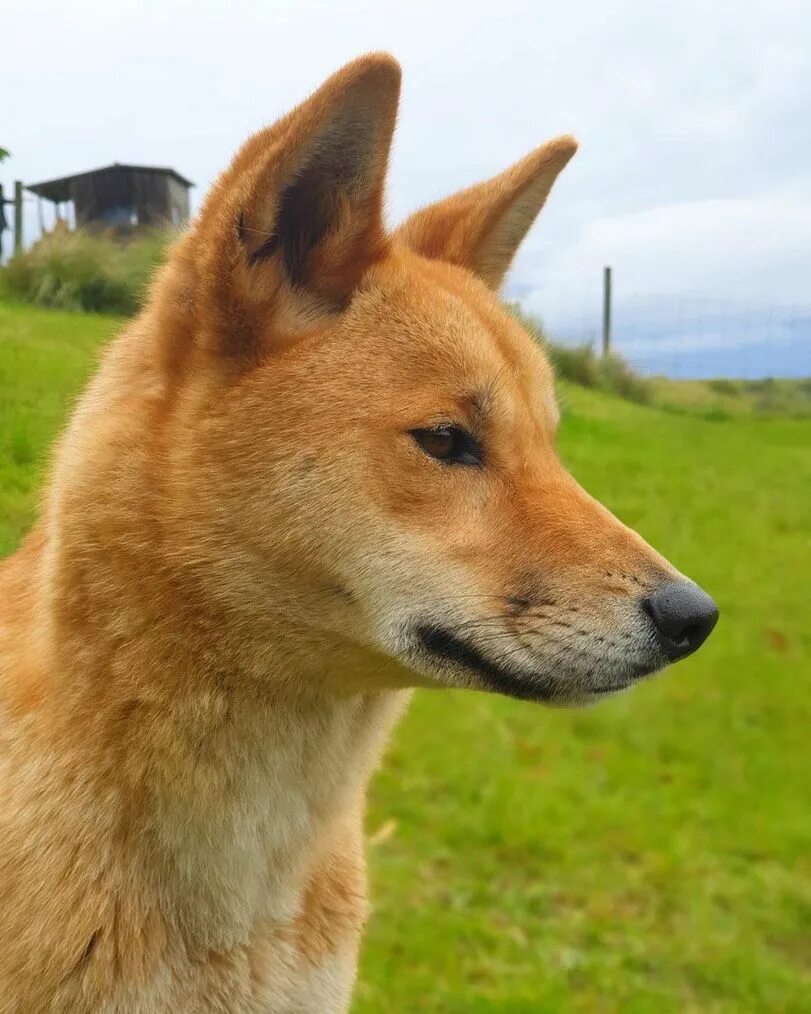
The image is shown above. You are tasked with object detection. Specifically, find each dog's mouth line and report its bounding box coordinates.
[413,623,556,701]
[412,623,662,701]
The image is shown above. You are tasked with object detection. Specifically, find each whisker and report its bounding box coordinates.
[238,224,278,239]
[452,612,517,628]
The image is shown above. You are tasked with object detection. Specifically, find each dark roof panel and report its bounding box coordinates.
[28,162,194,202]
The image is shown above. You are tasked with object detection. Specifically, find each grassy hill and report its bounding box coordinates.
[1,302,809,1010]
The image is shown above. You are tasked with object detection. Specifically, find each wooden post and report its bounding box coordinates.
[14,180,24,255]
[602,265,612,356]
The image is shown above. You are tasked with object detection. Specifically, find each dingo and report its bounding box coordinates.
[0,54,717,1012]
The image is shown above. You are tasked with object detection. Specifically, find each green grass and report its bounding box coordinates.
[0,302,123,554]
[2,303,810,1010]
[649,375,811,420]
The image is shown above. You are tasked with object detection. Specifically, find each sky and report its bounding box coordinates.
[3,0,810,376]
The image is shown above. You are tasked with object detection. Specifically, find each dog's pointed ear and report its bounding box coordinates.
[394,136,577,290]
[195,54,400,357]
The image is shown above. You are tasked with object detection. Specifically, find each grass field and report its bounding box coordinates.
[649,374,811,420]
[1,302,809,1011]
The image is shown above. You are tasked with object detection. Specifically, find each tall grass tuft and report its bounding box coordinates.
[0,226,172,315]
[509,304,653,404]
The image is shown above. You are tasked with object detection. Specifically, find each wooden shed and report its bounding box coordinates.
[27,163,193,231]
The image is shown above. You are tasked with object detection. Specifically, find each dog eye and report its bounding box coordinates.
[410,425,483,467]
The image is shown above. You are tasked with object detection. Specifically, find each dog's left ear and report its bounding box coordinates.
[194,53,400,358]
[394,136,577,290]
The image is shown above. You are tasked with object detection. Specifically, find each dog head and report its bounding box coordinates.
[157,53,717,705]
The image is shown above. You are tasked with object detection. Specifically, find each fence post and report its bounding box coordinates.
[602,265,612,356]
[14,180,24,255]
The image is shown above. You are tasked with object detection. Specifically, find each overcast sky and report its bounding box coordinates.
[4,0,810,334]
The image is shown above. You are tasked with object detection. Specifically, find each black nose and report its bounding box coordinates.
[643,580,719,660]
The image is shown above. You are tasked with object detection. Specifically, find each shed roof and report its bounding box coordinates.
[27,163,194,202]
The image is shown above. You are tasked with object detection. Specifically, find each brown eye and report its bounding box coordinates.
[410,425,484,467]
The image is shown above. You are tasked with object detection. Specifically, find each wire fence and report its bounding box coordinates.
[0,188,77,263]
[517,290,811,381]
[3,199,809,381]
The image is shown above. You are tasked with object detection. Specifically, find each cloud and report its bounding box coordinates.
[516,182,811,320]
[3,0,809,343]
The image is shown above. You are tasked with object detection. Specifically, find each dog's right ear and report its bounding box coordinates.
[193,54,400,360]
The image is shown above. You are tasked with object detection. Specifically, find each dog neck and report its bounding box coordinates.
[28,514,407,954]
[128,680,403,951]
